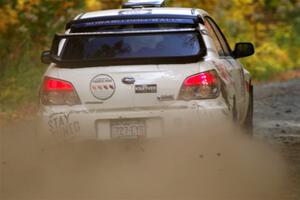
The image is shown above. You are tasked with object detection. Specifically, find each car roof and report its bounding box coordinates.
[77,7,209,20]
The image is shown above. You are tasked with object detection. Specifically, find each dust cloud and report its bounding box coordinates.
[1,120,290,200]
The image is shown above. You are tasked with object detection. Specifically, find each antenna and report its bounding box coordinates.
[122,0,166,8]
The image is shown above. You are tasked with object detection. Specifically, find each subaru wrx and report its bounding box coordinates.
[38,0,255,142]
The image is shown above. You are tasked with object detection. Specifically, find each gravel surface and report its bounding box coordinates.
[0,78,299,200]
[254,78,300,142]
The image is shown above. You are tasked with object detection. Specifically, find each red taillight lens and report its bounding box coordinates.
[44,78,73,91]
[41,77,81,105]
[178,70,220,100]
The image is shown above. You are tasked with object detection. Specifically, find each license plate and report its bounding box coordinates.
[110,119,146,139]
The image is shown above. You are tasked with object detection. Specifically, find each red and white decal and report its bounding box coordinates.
[90,74,116,100]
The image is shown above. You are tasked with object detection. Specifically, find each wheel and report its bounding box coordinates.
[243,84,253,135]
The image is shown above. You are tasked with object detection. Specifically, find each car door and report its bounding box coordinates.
[204,16,246,121]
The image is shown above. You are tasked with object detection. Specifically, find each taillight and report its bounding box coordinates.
[178,70,220,100]
[41,77,81,105]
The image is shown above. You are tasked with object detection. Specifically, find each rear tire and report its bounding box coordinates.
[243,84,253,135]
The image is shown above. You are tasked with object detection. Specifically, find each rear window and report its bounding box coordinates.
[50,20,206,67]
[61,32,202,61]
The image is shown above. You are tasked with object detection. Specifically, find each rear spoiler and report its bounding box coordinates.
[66,15,204,30]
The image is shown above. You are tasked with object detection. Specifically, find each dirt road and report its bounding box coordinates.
[253,78,300,200]
[1,78,300,200]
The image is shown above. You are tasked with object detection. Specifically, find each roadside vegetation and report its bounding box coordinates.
[0,0,299,119]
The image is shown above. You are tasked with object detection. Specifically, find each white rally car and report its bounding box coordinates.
[38,0,255,142]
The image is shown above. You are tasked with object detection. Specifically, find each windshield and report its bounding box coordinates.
[53,31,205,67]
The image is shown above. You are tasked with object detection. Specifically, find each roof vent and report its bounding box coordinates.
[122,0,166,8]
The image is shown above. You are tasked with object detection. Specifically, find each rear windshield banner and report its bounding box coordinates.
[71,18,195,29]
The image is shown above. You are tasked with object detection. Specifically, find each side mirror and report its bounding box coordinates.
[232,42,255,59]
[41,50,51,64]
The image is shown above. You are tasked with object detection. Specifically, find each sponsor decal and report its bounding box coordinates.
[72,18,194,29]
[135,84,157,93]
[48,113,80,137]
[90,74,116,100]
[215,64,233,83]
[157,94,175,101]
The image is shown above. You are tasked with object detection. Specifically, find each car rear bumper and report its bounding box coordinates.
[37,100,230,142]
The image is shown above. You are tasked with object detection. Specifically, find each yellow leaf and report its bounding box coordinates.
[85,0,102,11]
